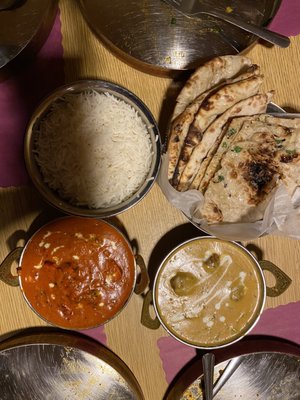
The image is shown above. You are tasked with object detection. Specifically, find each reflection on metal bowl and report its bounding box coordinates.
[24,80,161,218]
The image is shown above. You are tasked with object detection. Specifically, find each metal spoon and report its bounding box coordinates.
[163,0,290,48]
[202,353,215,400]
[212,356,243,398]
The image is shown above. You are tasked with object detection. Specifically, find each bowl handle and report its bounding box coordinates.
[259,260,292,297]
[134,254,150,295]
[0,247,23,287]
[141,290,161,330]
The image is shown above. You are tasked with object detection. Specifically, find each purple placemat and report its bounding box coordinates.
[0,11,65,188]
[80,325,107,345]
[158,301,300,384]
[269,0,300,36]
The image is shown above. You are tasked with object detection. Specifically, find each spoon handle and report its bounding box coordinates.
[212,356,243,397]
[204,10,290,48]
[202,353,215,400]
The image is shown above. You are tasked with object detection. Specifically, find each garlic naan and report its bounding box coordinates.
[198,116,254,192]
[199,115,300,223]
[177,92,274,192]
[267,116,300,196]
[200,141,279,224]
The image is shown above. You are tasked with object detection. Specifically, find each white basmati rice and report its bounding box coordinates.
[34,91,153,208]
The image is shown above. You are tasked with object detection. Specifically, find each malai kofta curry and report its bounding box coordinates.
[19,217,135,329]
[155,238,264,348]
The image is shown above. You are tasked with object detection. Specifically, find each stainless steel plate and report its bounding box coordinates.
[181,352,300,399]
[0,0,58,75]
[79,0,281,75]
[166,337,300,400]
[0,331,144,400]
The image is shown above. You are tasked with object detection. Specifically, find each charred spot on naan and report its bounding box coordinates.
[280,152,299,163]
[200,201,223,223]
[241,155,279,204]
[200,83,236,111]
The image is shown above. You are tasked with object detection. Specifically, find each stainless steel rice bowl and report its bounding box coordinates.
[24,80,161,217]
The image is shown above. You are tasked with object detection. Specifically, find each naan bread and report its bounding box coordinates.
[168,66,261,183]
[199,140,280,224]
[173,74,263,187]
[235,116,300,198]
[270,117,300,196]
[173,55,254,119]
[165,53,300,227]
[167,92,207,181]
[177,92,274,192]
[258,114,300,128]
[197,116,254,192]
[196,113,294,193]
[199,115,300,223]
[193,75,263,133]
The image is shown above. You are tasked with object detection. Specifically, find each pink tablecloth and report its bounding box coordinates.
[157,300,300,384]
[269,0,300,36]
[0,11,65,187]
[80,325,107,345]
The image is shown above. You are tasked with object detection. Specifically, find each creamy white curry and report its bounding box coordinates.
[155,238,264,347]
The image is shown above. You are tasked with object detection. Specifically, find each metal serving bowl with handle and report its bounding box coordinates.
[0,216,149,330]
[141,236,291,349]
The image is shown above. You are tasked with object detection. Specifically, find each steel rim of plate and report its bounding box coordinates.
[79,0,282,74]
[0,0,58,70]
[178,351,300,399]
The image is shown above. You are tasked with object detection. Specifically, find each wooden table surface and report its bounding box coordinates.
[1,1,300,399]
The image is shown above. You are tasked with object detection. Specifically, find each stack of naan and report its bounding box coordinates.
[167,55,300,224]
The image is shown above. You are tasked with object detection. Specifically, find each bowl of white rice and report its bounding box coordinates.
[24,80,161,217]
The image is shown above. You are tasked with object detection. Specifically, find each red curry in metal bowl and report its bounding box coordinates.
[18,217,136,329]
